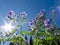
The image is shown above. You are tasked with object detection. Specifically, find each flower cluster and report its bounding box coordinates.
[29,9,46,31]
[7,10,14,20]
[29,9,56,31]
[28,9,60,45]
[20,11,27,21]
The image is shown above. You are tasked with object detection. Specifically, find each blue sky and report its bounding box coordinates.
[0,0,60,45]
[0,0,55,24]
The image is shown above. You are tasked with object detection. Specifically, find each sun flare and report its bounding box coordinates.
[3,22,13,33]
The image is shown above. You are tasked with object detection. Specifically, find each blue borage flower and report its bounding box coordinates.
[29,19,35,27]
[50,10,55,15]
[40,9,45,15]
[44,19,51,27]
[8,10,14,15]
[20,11,27,17]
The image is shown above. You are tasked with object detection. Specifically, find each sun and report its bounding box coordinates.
[3,22,13,33]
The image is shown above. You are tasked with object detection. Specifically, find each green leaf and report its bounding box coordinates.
[22,31,30,35]
[47,37,54,41]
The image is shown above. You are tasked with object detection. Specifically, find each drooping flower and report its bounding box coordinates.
[8,10,14,15]
[20,11,27,22]
[44,19,51,27]
[50,10,55,15]
[36,9,45,20]
[29,19,35,31]
[7,10,15,20]
[20,11,27,17]
[29,19,35,27]
[40,9,45,15]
